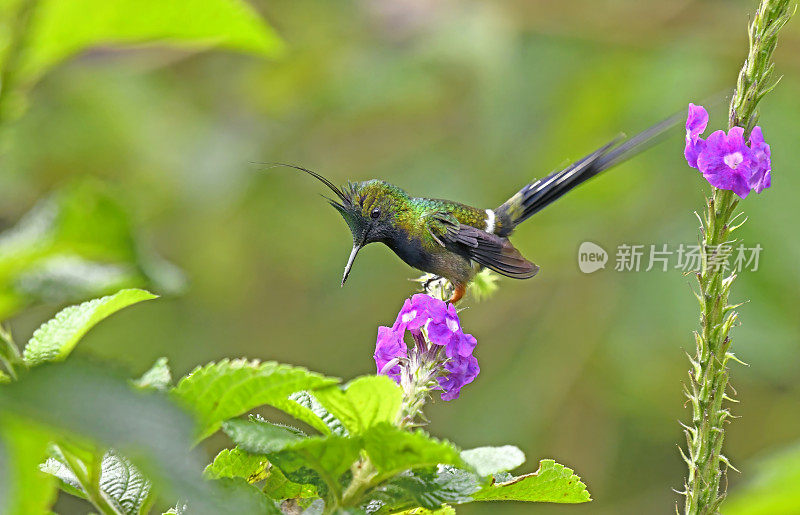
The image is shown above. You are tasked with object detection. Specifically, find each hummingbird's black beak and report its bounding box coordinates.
[341,242,363,287]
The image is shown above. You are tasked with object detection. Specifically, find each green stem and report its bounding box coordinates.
[340,457,378,508]
[0,324,21,380]
[682,1,794,513]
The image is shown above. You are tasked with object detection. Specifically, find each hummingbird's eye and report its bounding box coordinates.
[370,207,381,219]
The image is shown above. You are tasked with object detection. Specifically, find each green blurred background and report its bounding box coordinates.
[2,0,799,513]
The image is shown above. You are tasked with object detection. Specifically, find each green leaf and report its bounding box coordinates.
[99,450,153,515]
[471,459,591,503]
[363,423,464,476]
[40,455,89,500]
[224,417,359,500]
[271,390,347,436]
[23,288,157,365]
[0,417,58,515]
[44,441,154,515]
[365,466,481,513]
[460,446,525,477]
[314,375,402,435]
[204,447,269,484]
[171,359,338,441]
[20,0,284,84]
[261,462,317,501]
[222,417,306,454]
[268,435,360,499]
[134,357,172,391]
[0,358,260,514]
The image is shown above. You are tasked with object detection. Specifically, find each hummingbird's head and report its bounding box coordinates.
[286,165,406,286]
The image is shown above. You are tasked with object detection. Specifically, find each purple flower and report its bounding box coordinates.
[438,354,480,401]
[375,293,481,401]
[697,127,755,199]
[685,103,708,169]
[374,326,406,382]
[683,103,773,199]
[748,126,772,193]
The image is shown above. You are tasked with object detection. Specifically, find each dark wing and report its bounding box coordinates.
[427,213,539,279]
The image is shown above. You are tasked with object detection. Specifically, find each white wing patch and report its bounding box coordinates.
[484,209,496,234]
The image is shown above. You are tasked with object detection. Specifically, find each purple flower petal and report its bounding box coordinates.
[685,103,709,169]
[686,103,709,140]
[393,294,451,334]
[427,320,456,348]
[439,354,480,401]
[748,126,772,194]
[697,128,754,199]
[448,332,477,358]
[417,294,447,321]
[374,326,406,382]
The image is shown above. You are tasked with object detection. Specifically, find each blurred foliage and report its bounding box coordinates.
[0,0,282,122]
[0,357,271,514]
[1,291,589,513]
[0,180,182,319]
[0,0,798,513]
[726,443,800,515]
[19,0,282,81]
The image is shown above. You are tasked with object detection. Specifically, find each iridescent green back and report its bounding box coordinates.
[410,197,487,228]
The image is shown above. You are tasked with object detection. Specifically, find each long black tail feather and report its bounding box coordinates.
[494,113,681,237]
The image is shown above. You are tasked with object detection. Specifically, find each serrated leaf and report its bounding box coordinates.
[41,441,152,513]
[314,375,402,435]
[99,450,152,515]
[271,391,347,436]
[20,0,284,84]
[472,459,590,503]
[23,289,157,365]
[0,358,259,514]
[0,418,58,515]
[172,359,338,441]
[134,357,172,391]
[363,423,464,476]
[460,446,525,477]
[205,448,269,484]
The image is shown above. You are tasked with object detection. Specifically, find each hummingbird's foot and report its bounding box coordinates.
[448,284,466,304]
[421,276,438,292]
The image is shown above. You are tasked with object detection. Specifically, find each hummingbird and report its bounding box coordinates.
[289,116,676,303]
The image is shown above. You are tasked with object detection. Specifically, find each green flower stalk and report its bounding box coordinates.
[680,1,794,513]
